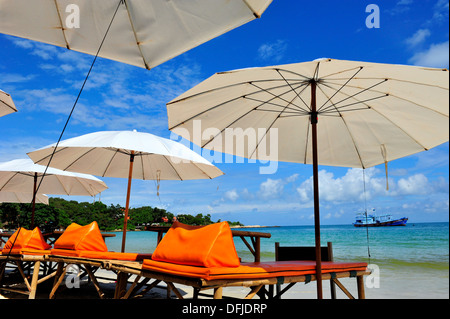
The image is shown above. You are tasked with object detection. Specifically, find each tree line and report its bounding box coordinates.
[0,197,243,232]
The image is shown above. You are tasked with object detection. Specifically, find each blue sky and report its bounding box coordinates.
[0,0,448,226]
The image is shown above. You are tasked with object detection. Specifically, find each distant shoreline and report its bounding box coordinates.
[229,225,280,229]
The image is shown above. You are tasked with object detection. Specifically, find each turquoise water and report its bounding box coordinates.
[105,222,449,299]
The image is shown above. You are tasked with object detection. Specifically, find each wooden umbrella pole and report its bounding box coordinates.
[121,151,135,253]
[31,172,37,229]
[310,79,323,299]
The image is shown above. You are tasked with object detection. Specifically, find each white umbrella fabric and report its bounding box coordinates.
[0,0,272,70]
[0,89,17,118]
[28,130,224,252]
[0,192,49,205]
[0,158,108,227]
[166,58,449,298]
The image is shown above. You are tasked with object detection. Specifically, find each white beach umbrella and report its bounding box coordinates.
[28,130,224,252]
[166,58,449,298]
[0,0,272,70]
[0,158,108,227]
[0,89,17,118]
[0,192,49,205]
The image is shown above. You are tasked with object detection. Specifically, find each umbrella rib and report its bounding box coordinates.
[248,97,295,160]
[103,149,121,177]
[0,99,17,112]
[53,0,71,49]
[317,67,364,111]
[320,95,389,114]
[318,79,388,113]
[327,82,449,118]
[0,172,21,191]
[122,0,150,70]
[163,156,183,181]
[170,80,307,131]
[54,175,70,195]
[337,116,366,169]
[319,66,366,80]
[276,69,311,111]
[201,83,309,149]
[249,82,308,112]
[168,78,301,106]
[64,148,96,172]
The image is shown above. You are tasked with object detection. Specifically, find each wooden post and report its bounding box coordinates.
[310,79,323,299]
[28,261,41,299]
[121,151,135,253]
[357,275,366,299]
[31,173,38,229]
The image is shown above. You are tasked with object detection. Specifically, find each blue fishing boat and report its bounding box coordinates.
[353,213,408,227]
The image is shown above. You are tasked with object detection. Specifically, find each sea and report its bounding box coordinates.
[105,222,449,299]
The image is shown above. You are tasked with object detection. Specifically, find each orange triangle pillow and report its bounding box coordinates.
[3,227,51,252]
[152,221,240,268]
[54,221,107,252]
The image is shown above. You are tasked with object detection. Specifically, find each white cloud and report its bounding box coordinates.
[257,40,288,62]
[296,168,387,203]
[405,29,431,47]
[409,41,449,68]
[259,178,284,199]
[224,189,239,202]
[396,174,429,195]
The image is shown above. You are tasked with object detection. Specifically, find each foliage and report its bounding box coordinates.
[0,198,243,231]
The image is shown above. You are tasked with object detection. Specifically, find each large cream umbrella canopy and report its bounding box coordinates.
[167,58,449,298]
[0,89,17,118]
[0,192,49,205]
[0,158,108,228]
[0,0,272,70]
[28,130,224,252]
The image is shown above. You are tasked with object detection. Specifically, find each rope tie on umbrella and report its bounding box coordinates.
[156,170,161,198]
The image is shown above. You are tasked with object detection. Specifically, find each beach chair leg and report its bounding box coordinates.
[114,272,129,299]
[0,261,6,286]
[357,275,366,299]
[28,261,41,299]
[135,279,160,299]
[84,265,104,299]
[165,282,183,299]
[193,287,200,299]
[332,278,355,299]
[245,285,263,300]
[16,261,32,292]
[330,279,336,299]
[213,287,223,299]
[50,263,67,299]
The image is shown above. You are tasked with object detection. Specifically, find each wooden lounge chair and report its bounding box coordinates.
[0,227,54,299]
[47,221,152,299]
[109,221,370,299]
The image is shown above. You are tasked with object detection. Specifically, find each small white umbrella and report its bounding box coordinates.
[28,130,224,252]
[167,58,449,298]
[0,0,272,70]
[0,158,108,227]
[0,89,17,118]
[0,192,49,205]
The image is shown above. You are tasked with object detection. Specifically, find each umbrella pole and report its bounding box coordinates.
[31,172,37,229]
[121,151,135,253]
[310,80,323,299]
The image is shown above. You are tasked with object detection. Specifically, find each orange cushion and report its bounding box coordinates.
[151,222,240,268]
[142,259,368,281]
[1,227,51,255]
[53,222,107,252]
[51,248,152,262]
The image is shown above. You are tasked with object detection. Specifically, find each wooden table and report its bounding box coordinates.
[145,226,271,262]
